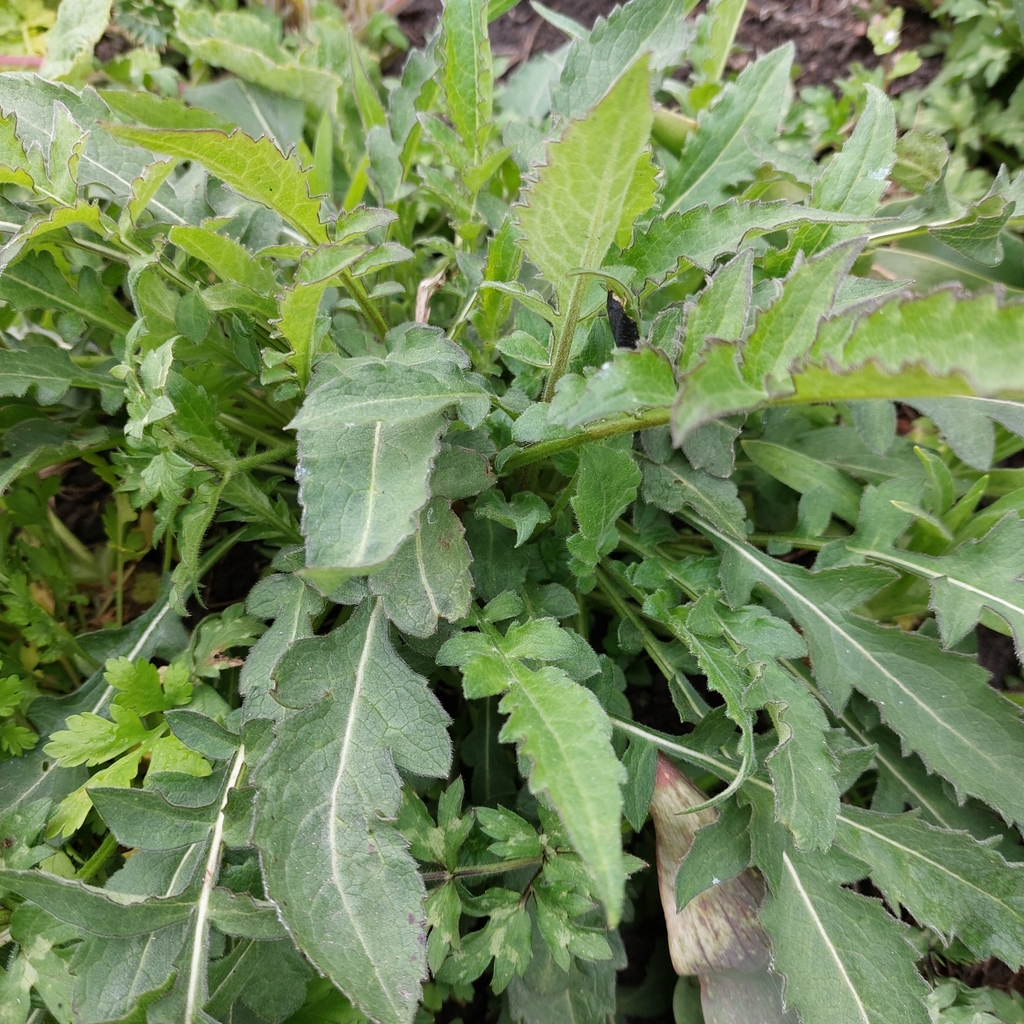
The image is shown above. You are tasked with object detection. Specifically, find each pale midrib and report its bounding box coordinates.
[782,851,872,1024]
[707,524,997,768]
[663,65,784,216]
[837,813,1024,922]
[849,545,1024,623]
[327,604,402,1018]
[351,421,384,565]
[6,268,129,334]
[415,526,441,618]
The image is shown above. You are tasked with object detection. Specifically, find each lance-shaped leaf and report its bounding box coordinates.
[0,252,134,336]
[620,200,886,285]
[0,346,122,407]
[704,518,1024,827]
[438,623,625,923]
[516,57,656,387]
[835,806,1024,968]
[440,0,492,161]
[107,125,328,243]
[796,290,1024,402]
[369,497,473,638]
[759,850,930,1024]
[253,601,452,1024]
[849,514,1024,661]
[911,396,1024,471]
[660,45,793,216]
[641,453,747,538]
[793,85,896,254]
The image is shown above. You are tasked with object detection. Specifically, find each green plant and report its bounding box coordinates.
[2,0,1024,1022]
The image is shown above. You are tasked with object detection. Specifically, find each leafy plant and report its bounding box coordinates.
[2,0,1024,1022]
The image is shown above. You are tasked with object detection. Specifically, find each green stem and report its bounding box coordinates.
[499,408,671,474]
[421,855,545,884]
[594,566,709,721]
[541,278,586,402]
[217,414,289,450]
[75,833,118,883]
[341,268,389,341]
[232,443,296,474]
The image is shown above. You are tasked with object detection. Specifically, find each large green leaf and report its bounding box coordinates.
[704,519,1024,827]
[107,125,328,243]
[40,0,112,78]
[660,45,793,215]
[835,806,1024,968]
[620,200,884,284]
[0,346,122,406]
[0,252,134,336]
[290,352,487,581]
[759,850,929,1024]
[253,601,452,1024]
[516,57,655,389]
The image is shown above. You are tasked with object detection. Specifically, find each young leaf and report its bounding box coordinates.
[516,57,656,393]
[551,0,695,122]
[253,601,452,1024]
[849,514,1024,659]
[660,45,793,216]
[441,0,492,163]
[746,663,840,851]
[567,444,641,583]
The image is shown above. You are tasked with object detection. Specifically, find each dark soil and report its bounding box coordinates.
[52,461,110,546]
[392,0,941,90]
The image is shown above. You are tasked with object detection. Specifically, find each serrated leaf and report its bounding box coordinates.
[474,491,551,548]
[567,444,641,580]
[107,125,328,244]
[551,0,695,122]
[743,438,863,527]
[849,514,1024,660]
[441,0,492,162]
[796,290,1024,402]
[40,0,112,79]
[835,806,1024,968]
[621,200,884,284]
[741,239,861,393]
[175,9,341,115]
[516,57,655,383]
[89,786,217,850]
[369,497,473,637]
[0,870,194,936]
[759,850,930,1024]
[0,252,134,336]
[707,520,1024,827]
[500,666,625,926]
[661,45,793,215]
[931,194,1012,267]
[746,663,840,851]
[680,249,753,372]
[796,85,895,253]
[641,453,747,537]
[0,345,122,406]
[253,601,451,1024]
